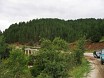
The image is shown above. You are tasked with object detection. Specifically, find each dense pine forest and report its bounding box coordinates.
[3,18,104,44]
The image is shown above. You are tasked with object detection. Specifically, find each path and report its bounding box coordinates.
[84,53,104,78]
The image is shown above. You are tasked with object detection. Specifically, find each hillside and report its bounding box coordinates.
[70,41,104,52]
[85,42,104,51]
[3,18,104,44]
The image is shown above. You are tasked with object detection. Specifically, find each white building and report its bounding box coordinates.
[24,47,40,55]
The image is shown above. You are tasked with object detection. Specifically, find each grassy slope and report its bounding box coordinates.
[70,58,90,78]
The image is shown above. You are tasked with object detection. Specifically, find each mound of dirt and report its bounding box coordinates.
[85,42,104,51]
[69,41,104,51]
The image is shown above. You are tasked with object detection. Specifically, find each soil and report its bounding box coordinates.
[70,41,104,51]
[84,53,104,78]
[85,42,104,51]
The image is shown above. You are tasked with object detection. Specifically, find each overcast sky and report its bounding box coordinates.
[0,0,104,31]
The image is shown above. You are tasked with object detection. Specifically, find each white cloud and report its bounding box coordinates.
[0,0,104,31]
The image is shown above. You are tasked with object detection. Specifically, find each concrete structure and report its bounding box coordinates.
[24,47,40,55]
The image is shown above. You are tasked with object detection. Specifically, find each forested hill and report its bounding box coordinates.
[3,18,104,44]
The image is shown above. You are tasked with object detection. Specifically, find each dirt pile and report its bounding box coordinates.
[69,41,104,51]
[85,42,104,51]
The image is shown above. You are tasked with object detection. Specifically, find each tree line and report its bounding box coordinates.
[3,18,104,44]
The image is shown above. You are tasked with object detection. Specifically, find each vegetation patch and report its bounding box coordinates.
[0,36,88,78]
[70,58,90,78]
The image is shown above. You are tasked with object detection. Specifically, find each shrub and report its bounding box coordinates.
[0,49,33,78]
[53,37,68,51]
[73,37,85,65]
[30,38,70,78]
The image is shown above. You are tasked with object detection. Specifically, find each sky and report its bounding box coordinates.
[0,0,104,31]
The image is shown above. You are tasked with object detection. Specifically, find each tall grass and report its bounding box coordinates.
[70,58,90,78]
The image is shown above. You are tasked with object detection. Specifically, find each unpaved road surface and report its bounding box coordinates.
[84,53,104,78]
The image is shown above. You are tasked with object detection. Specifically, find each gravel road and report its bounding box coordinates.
[84,53,104,78]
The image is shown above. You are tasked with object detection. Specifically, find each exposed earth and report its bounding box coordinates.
[70,41,104,51]
[84,53,104,78]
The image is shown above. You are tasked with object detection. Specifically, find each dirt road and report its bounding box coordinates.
[84,53,104,78]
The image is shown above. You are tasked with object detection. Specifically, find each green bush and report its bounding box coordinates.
[41,37,68,51]
[41,38,53,50]
[0,49,33,78]
[30,38,70,78]
[73,37,85,65]
[37,73,52,78]
[0,36,7,60]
